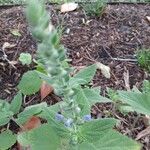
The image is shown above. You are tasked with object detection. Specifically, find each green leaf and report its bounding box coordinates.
[0,100,12,126]
[118,91,150,115]
[78,130,141,150]
[37,71,53,85]
[0,115,10,126]
[74,87,91,116]
[74,87,111,116]
[10,91,22,114]
[0,100,10,111]
[16,102,47,125]
[18,124,60,150]
[18,70,42,95]
[0,130,16,150]
[83,87,112,103]
[41,107,70,138]
[19,53,32,65]
[69,64,97,87]
[17,131,30,147]
[119,105,134,114]
[142,80,150,93]
[79,118,117,142]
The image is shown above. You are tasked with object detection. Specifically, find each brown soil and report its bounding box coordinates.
[0,3,150,150]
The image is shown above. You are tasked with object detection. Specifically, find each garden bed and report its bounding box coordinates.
[0,3,150,150]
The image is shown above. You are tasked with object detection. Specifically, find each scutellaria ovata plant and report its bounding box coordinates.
[0,0,142,149]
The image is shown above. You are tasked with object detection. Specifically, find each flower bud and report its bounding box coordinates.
[67,89,74,96]
[64,118,73,127]
[83,114,92,122]
[75,106,81,114]
[71,135,78,145]
[55,113,64,122]
[60,68,67,76]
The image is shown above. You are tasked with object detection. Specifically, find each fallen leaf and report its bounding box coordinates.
[136,126,150,140]
[18,145,30,150]
[9,61,18,65]
[40,81,53,100]
[146,16,150,23]
[96,62,111,79]
[22,116,41,131]
[123,67,130,91]
[2,42,16,49]
[18,116,41,150]
[10,29,21,37]
[61,2,78,13]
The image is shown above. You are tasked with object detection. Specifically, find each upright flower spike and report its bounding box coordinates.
[26,0,82,145]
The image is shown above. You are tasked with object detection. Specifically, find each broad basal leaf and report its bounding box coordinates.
[79,118,117,142]
[0,130,16,150]
[16,102,47,125]
[118,91,150,115]
[0,112,12,126]
[18,70,42,95]
[69,64,97,87]
[18,124,60,150]
[10,91,22,114]
[78,130,141,150]
[0,100,13,126]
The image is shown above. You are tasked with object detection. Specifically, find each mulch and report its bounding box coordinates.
[0,3,150,150]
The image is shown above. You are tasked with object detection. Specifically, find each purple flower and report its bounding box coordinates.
[55,113,64,122]
[83,114,92,121]
[64,118,73,127]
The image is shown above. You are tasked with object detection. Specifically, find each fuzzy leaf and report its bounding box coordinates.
[78,130,141,150]
[16,103,47,125]
[75,87,111,116]
[83,87,112,103]
[74,87,91,115]
[142,80,150,93]
[0,130,16,150]
[19,53,32,65]
[41,107,70,138]
[0,114,11,126]
[18,70,42,95]
[70,64,97,87]
[0,100,13,126]
[79,118,117,142]
[10,91,22,114]
[118,91,150,115]
[18,124,60,150]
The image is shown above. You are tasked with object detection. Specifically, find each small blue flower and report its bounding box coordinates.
[55,113,64,122]
[83,114,92,121]
[64,118,73,127]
